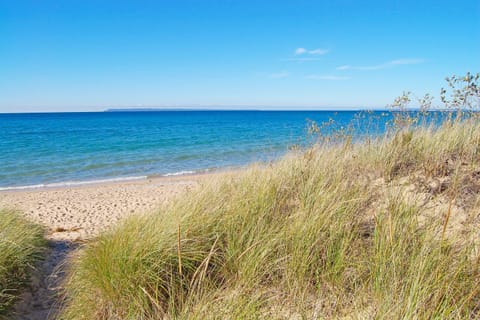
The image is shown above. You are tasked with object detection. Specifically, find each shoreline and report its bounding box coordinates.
[0,166,238,193]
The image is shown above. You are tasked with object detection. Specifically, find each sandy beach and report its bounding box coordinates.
[0,174,210,241]
[0,173,219,319]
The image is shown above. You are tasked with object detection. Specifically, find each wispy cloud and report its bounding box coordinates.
[336,65,351,70]
[336,58,424,71]
[294,47,329,56]
[306,75,351,80]
[295,48,307,55]
[390,58,425,65]
[308,48,329,55]
[269,71,289,79]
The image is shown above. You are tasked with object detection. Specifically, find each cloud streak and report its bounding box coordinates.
[336,58,424,71]
[294,47,329,56]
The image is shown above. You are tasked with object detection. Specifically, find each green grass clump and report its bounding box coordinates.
[61,119,480,319]
[0,209,46,316]
[372,199,478,319]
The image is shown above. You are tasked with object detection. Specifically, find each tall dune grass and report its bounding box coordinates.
[0,209,45,317]
[61,118,480,319]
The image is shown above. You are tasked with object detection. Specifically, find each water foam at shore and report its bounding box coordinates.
[0,168,216,191]
[0,176,148,191]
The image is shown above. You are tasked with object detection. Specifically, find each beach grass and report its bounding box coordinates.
[0,209,46,317]
[60,117,480,319]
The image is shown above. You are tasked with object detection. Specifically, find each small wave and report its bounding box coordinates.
[0,176,148,191]
[162,170,197,177]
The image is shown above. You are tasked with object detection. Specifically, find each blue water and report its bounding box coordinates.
[0,110,399,190]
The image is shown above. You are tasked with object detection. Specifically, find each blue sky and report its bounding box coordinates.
[1,0,479,112]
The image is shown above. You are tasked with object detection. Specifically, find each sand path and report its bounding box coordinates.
[0,175,205,319]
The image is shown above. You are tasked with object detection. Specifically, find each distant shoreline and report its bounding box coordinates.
[104,108,365,112]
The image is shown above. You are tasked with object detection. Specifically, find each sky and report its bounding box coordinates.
[0,0,479,112]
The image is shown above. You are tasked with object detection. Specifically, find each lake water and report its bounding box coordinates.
[0,110,418,190]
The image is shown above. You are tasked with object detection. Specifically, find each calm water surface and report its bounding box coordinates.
[0,110,405,189]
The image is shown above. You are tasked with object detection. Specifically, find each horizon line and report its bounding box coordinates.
[2,106,389,114]
[0,106,454,114]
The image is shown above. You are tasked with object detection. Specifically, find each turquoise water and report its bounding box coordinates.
[0,110,395,190]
